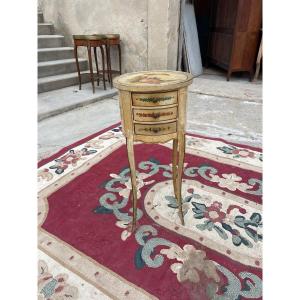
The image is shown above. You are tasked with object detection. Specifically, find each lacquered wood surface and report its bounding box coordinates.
[114,71,193,231]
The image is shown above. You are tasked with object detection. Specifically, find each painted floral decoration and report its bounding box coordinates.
[49,148,97,174]
[161,244,220,283]
[38,260,78,300]
[210,173,252,192]
[38,168,53,182]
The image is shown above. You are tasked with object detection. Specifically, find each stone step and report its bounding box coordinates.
[38,58,88,78]
[38,23,54,35]
[38,72,91,93]
[38,35,64,48]
[38,12,43,23]
[38,47,74,62]
[38,83,117,120]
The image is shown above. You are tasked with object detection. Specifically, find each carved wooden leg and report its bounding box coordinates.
[126,137,138,232]
[176,133,185,226]
[99,45,106,90]
[74,45,81,90]
[87,45,95,93]
[93,47,100,86]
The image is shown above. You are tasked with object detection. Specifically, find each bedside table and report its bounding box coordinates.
[113,71,193,232]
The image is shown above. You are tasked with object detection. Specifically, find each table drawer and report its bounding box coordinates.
[133,106,177,122]
[132,91,177,107]
[134,122,177,136]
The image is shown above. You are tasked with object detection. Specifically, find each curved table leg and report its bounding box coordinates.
[176,134,185,226]
[126,136,138,232]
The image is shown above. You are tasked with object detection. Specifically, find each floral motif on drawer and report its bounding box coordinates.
[132,91,177,107]
[133,107,177,122]
[134,122,177,135]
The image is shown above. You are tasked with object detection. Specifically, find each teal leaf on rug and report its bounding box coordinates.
[134,246,146,269]
[93,206,113,214]
[149,157,160,165]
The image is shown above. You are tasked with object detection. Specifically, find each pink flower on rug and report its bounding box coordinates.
[232,148,255,158]
[204,201,226,223]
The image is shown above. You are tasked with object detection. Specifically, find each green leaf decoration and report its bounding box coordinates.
[191,202,207,212]
[250,213,262,224]
[240,236,253,248]
[193,212,205,219]
[93,206,113,214]
[234,216,246,228]
[222,222,233,232]
[196,223,208,231]
[232,235,242,246]
[165,195,178,208]
[217,146,235,154]
[192,194,201,199]
[149,157,160,165]
[213,225,229,240]
[134,246,146,269]
[245,228,258,242]
[184,195,193,203]
[206,221,214,231]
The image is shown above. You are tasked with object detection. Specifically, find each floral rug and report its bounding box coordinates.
[38,123,262,300]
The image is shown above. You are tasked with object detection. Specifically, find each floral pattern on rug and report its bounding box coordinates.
[38,260,78,300]
[38,124,262,300]
[92,157,262,297]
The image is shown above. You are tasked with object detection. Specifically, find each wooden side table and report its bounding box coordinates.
[73,35,107,93]
[102,34,122,88]
[114,71,193,231]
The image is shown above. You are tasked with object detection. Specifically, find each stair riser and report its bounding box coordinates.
[38,49,74,62]
[38,24,54,35]
[38,73,90,93]
[38,61,88,78]
[38,13,43,23]
[38,37,64,48]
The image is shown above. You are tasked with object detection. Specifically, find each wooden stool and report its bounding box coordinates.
[102,34,122,88]
[114,71,193,232]
[73,35,107,93]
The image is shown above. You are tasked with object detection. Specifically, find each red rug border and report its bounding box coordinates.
[38,121,262,167]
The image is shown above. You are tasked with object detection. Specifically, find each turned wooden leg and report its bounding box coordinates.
[99,45,106,90]
[74,45,81,90]
[87,45,95,93]
[126,137,138,231]
[117,43,122,75]
[93,47,100,86]
[176,133,185,226]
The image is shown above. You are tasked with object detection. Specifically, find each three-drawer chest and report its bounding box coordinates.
[113,71,193,232]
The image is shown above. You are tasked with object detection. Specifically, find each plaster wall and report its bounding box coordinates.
[38,0,180,72]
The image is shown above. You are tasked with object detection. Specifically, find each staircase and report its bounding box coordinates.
[38,11,89,93]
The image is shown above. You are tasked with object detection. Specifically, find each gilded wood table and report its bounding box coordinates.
[113,71,193,232]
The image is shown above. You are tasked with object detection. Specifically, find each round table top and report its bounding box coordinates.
[113,70,193,92]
